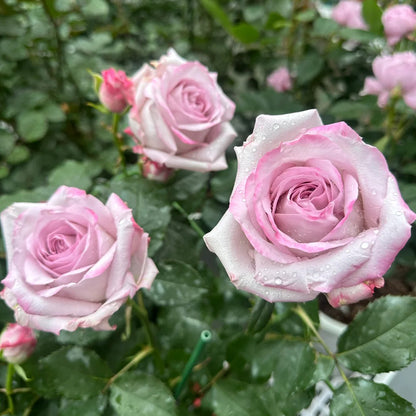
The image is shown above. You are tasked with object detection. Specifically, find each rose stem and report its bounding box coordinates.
[172,202,205,238]
[293,305,366,416]
[129,294,164,375]
[173,330,212,400]
[102,345,153,392]
[112,113,126,173]
[5,363,15,414]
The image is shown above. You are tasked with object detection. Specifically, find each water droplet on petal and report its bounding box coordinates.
[396,210,402,216]
[273,123,280,130]
[275,278,282,285]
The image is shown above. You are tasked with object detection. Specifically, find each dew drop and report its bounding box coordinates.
[273,123,280,130]
[395,210,402,216]
[313,271,319,278]
[275,278,282,285]
[252,147,257,152]
[360,241,370,249]
[371,189,377,196]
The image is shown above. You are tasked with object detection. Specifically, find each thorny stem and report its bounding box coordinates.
[102,346,153,392]
[112,113,126,172]
[172,202,205,238]
[5,364,14,414]
[128,294,164,374]
[294,305,365,416]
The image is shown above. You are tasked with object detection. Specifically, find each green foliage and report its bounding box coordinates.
[337,296,416,374]
[330,378,415,416]
[110,372,177,416]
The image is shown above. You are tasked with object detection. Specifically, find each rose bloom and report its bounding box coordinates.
[382,4,416,46]
[204,110,416,307]
[141,156,173,182]
[1,186,158,334]
[267,67,292,93]
[128,48,236,172]
[362,52,416,109]
[331,0,368,30]
[99,68,134,113]
[0,323,36,364]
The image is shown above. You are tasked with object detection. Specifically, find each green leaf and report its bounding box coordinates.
[231,23,260,43]
[337,296,416,374]
[330,378,415,416]
[48,159,101,190]
[296,51,324,85]
[144,261,208,307]
[362,0,383,35]
[56,327,112,347]
[94,175,171,255]
[308,354,335,387]
[0,130,16,156]
[200,0,233,31]
[212,379,280,416]
[210,159,237,203]
[17,110,48,142]
[0,164,9,179]
[252,339,316,397]
[110,371,177,416]
[265,12,290,30]
[329,100,371,120]
[6,145,30,165]
[32,346,112,399]
[43,103,66,123]
[81,0,109,17]
[59,395,108,416]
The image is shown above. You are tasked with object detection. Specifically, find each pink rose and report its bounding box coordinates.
[361,52,416,109]
[128,48,236,172]
[204,110,415,307]
[0,323,36,364]
[382,4,416,46]
[1,186,158,334]
[99,68,134,113]
[331,0,368,30]
[267,67,292,93]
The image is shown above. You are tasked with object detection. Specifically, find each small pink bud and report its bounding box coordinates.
[267,67,292,93]
[142,157,174,182]
[99,68,134,113]
[0,324,36,364]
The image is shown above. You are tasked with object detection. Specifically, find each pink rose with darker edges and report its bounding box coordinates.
[0,324,36,364]
[128,48,236,172]
[267,67,292,93]
[99,68,134,113]
[1,186,158,334]
[204,110,415,307]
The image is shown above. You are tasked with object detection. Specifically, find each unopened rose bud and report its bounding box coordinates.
[99,68,134,113]
[0,324,36,364]
[142,157,174,182]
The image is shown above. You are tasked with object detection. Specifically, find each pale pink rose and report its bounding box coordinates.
[204,110,416,307]
[361,52,416,109]
[267,67,292,93]
[128,48,236,172]
[141,156,173,182]
[382,4,416,46]
[331,0,368,30]
[99,68,134,113]
[1,186,158,334]
[0,323,36,364]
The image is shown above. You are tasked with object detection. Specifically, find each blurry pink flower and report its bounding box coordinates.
[128,48,236,172]
[331,0,368,30]
[204,110,416,306]
[0,324,36,364]
[382,4,416,46]
[1,186,158,334]
[99,68,134,113]
[141,157,173,182]
[267,67,292,92]
[361,52,416,109]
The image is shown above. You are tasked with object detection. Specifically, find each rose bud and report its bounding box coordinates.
[0,323,36,364]
[99,68,134,113]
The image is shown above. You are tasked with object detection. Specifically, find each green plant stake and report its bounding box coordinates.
[174,330,212,400]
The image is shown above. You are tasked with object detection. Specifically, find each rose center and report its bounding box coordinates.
[47,233,77,255]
